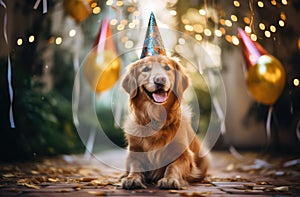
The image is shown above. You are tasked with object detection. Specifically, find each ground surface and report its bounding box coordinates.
[0,150,300,197]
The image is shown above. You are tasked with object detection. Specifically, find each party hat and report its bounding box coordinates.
[238,27,268,70]
[93,18,116,53]
[140,12,166,59]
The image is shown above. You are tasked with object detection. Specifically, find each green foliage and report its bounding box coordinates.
[97,107,126,148]
[0,72,84,161]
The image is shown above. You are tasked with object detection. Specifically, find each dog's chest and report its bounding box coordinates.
[139,131,172,151]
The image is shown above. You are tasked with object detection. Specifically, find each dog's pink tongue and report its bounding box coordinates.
[152,92,167,103]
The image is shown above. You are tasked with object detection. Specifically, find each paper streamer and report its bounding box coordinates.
[266,106,273,146]
[296,119,300,142]
[7,56,15,128]
[207,70,244,160]
[1,0,15,128]
[33,0,48,14]
[72,35,80,127]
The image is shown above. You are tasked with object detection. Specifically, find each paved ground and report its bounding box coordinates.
[0,150,300,196]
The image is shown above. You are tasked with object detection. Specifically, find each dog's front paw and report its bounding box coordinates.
[121,176,147,190]
[157,178,182,189]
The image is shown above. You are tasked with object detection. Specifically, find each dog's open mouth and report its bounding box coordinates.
[143,87,169,103]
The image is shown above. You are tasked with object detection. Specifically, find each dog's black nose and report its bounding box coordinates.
[154,76,166,86]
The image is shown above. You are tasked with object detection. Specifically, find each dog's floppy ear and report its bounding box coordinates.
[122,62,138,98]
[172,58,189,100]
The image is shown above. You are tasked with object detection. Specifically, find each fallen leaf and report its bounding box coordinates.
[2,173,15,178]
[24,183,41,189]
[169,190,179,194]
[273,186,289,192]
[87,191,107,196]
[79,177,96,182]
[48,177,60,182]
[30,170,40,175]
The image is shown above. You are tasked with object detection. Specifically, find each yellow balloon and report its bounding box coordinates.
[84,50,121,93]
[246,55,286,105]
[63,0,93,24]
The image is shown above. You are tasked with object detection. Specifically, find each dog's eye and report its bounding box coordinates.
[164,65,171,71]
[142,66,151,72]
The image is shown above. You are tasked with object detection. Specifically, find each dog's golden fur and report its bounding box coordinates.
[121,55,208,189]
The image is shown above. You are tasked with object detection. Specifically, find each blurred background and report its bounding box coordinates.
[0,0,299,161]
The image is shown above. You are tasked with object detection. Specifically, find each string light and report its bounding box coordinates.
[68,29,76,37]
[233,0,240,7]
[232,35,239,45]
[194,24,204,33]
[195,34,203,41]
[219,27,226,35]
[128,22,135,28]
[271,0,277,5]
[185,25,194,31]
[219,19,226,26]
[279,19,285,27]
[225,20,232,27]
[250,34,257,41]
[92,6,101,14]
[116,1,124,6]
[215,29,222,37]
[225,35,232,43]
[280,12,286,20]
[243,17,250,24]
[124,40,134,49]
[231,14,238,22]
[178,38,186,45]
[245,26,251,33]
[257,1,264,8]
[264,30,271,38]
[110,19,118,26]
[121,19,128,25]
[259,23,265,30]
[282,0,288,5]
[293,78,299,87]
[270,25,276,33]
[204,29,212,36]
[106,0,113,6]
[127,6,135,12]
[91,2,97,8]
[29,35,35,43]
[170,10,177,16]
[17,38,23,46]
[199,9,206,16]
[117,24,125,31]
[55,37,62,45]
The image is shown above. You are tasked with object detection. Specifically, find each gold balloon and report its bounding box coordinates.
[246,55,286,105]
[63,0,93,24]
[84,50,121,93]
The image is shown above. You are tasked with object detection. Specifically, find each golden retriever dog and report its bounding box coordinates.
[121,55,208,189]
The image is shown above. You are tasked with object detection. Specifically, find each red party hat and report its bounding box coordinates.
[238,28,268,70]
[93,18,116,53]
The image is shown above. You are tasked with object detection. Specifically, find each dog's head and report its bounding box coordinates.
[122,55,189,105]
